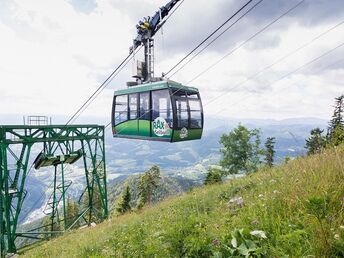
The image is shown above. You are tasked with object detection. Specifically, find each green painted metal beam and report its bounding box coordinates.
[0,124,108,257]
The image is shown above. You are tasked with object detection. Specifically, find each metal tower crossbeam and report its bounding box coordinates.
[0,124,108,256]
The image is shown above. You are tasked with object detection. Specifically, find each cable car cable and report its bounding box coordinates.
[66,47,142,125]
[203,40,344,108]
[201,19,344,105]
[68,46,143,124]
[168,0,264,79]
[199,18,344,107]
[164,0,256,77]
[186,0,306,85]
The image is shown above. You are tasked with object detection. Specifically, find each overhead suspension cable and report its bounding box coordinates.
[164,0,255,77]
[204,40,344,108]
[65,48,139,125]
[68,46,143,125]
[187,0,306,85]
[168,0,264,79]
[191,18,344,107]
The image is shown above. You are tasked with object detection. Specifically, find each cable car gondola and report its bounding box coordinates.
[112,0,203,142]
[112,80,203,142]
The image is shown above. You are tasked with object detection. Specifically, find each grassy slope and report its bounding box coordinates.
[21,147,344,257]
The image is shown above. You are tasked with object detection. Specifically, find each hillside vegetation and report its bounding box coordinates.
[108,175,198,211]
[21,146,344,257]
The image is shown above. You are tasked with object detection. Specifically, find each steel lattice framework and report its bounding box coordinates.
[0,125,108,256]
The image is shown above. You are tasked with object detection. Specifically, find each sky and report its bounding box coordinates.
[0,0,343,125]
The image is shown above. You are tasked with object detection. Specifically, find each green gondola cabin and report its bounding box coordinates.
[112,80,203,142]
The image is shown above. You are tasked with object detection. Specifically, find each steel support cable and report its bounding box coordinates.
[202,19,344,107]
[68,46,143,125]
[213,58,344,117]
[164,0,255,77]
[187,0,306,85]
[203,41,344,109]
[66,54,132,125]
[164,0,185,24]
[67,46,143,125]
[168,0,264,79]
[202,17,344,106]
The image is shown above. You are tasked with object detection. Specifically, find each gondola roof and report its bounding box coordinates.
[114,80,199,96]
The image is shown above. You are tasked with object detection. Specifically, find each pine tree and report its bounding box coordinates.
[327,94,344,146]
[115,185,131,215]
[264,137,276,167]
[305,128,326,155]
[137,165,161,209]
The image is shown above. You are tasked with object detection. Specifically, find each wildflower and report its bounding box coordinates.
[250,230,267,239]
[258,194,264,198]
[334,234,340,240]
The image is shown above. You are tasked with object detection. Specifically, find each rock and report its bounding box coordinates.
[228,196,244,210]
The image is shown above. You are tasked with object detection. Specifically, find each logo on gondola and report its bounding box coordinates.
[180,127,188,139]
[153,117,170,137]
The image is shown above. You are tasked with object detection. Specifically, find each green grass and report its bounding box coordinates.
[21,146,344,257]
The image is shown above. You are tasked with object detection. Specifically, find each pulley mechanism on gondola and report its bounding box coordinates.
[112,0,204,142]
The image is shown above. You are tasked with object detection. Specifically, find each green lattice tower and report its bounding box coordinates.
[0,125,108,256]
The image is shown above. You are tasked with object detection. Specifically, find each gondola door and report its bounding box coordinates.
[138,92,151,137]
[127,93,138,135]
[174,96,189,129]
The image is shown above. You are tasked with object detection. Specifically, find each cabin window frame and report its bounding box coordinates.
[113,94,129,126]
[171,88,203,130]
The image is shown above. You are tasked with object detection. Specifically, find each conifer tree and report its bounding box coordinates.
[327,94,344,146]
[137,165,161,209]
[264,137,276,167]
[115,185,131,215]
[305,128,326,155]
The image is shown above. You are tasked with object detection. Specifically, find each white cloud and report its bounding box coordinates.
[0,0,343,124]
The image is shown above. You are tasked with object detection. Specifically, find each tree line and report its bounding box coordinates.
[305,95,344,154]
[205,94,344,185]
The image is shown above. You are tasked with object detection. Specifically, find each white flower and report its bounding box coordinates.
[334,234,340,240]
[250,230,267,239]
